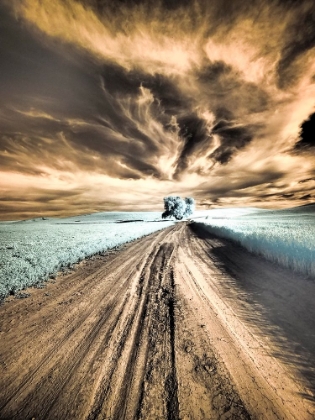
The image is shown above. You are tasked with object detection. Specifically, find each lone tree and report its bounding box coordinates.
[162,196,195,220]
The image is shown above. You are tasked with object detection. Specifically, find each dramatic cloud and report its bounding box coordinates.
[295,112,315,149]
[0,0,315,219]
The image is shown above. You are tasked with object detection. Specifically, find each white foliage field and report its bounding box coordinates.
[0,212,174,299]
[193,205,315,278]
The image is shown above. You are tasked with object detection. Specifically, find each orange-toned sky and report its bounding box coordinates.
[1,0,315,220]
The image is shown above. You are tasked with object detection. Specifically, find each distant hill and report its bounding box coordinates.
[295,202,315,210]
[282,203,315,214]
[259,202,315,217]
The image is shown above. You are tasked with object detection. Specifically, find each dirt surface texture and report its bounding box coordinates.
[0,222,314,419]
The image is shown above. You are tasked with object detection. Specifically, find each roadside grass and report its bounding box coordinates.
[0,212,174,300]
[194,208,315,278]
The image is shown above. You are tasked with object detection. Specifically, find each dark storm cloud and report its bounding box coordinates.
[173,114,210,177]
[161,59,269,172]
[119,59,270,177]
[93,59,267,177]
[100,65,216,178]
[210,121,254,164]
[142,74,190,118]
[99,64,191,132]
[294,112,315,150]
[194,60,270,117]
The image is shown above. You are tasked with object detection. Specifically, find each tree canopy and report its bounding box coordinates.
[162,196,195,220]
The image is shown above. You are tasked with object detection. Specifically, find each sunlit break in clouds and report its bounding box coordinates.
[1,0,315,219]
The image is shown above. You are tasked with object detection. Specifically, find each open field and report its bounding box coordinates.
[0,222,314,419]
[0,212,174,299]
[195,204,315,278]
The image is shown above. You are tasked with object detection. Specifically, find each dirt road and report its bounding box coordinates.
[0,222,314,419]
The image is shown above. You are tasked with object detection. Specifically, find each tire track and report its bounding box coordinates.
[135,243,180,420]
[88,242,179,420]
[86,246,160,420]
[165,269,179,420]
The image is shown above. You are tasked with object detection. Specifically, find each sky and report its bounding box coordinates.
[0,0,315,220]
